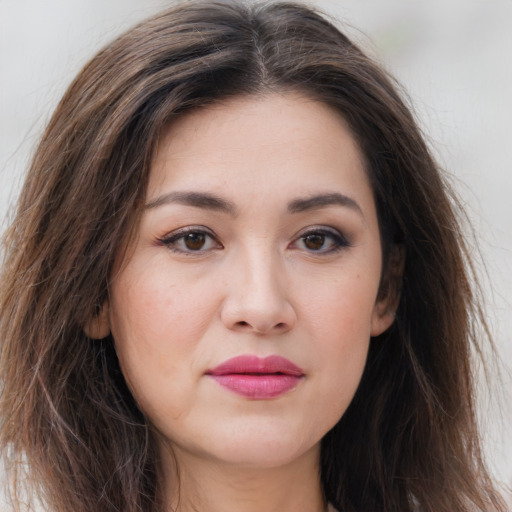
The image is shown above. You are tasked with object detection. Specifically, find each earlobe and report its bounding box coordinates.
[371,244,405,337]
[84,303,111,339]
[370,307,396,337]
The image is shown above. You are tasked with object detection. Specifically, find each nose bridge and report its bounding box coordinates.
[244,241,282,302]
[221,239,296,334]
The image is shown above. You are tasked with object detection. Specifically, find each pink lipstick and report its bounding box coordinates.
[206,355,304,399]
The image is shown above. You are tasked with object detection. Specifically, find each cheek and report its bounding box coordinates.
[110,260,214,353]
[300,270,378,425]
[107,260,218,417]
[305,264,379,343]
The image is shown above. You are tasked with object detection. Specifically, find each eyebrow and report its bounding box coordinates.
[145,190,363,218]
[287,192,364,218]
[145,191,237,215]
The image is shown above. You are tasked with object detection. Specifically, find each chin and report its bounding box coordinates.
[213,440,319,469]
[178,417,324,470]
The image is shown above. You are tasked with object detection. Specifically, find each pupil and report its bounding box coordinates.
[304,234,325,250]
[185,233,205,250]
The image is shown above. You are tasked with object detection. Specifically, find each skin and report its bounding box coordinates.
[87,92,396,512]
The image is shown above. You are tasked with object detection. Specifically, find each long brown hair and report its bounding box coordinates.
[0,1,506,511]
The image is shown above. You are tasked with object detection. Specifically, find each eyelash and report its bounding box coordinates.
[158,226,222,254]
[158,226,351,255]
[291,227,351,254]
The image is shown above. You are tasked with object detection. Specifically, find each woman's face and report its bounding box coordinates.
[98,93,395,470]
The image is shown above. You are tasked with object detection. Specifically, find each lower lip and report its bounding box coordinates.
[209,374,302,399]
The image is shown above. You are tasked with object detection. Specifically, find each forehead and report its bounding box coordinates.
[148,92,372,208]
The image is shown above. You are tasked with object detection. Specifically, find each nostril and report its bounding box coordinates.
[232,320,288,332]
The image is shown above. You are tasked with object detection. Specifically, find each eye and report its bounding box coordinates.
[292,227,350,254]
[158,227,222,254]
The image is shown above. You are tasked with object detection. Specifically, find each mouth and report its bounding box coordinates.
[206,355,304,399]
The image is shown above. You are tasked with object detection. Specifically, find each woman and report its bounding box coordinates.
[0,1,506,511]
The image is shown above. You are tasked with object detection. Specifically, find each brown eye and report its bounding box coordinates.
[184,232,206,250]
[292,228,350,254]
[303,233,326,251]
[160,228,221,254]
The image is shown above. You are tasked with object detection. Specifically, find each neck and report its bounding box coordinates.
[160,444,326,512]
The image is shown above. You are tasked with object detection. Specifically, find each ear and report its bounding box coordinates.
[371,244,405,337]
[84,302,111,339]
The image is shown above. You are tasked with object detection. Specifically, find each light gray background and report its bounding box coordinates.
[1,0,511,505]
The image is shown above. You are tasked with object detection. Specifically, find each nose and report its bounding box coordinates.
[220,246,297,335]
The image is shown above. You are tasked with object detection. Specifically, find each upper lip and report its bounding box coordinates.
[206,355,304,376]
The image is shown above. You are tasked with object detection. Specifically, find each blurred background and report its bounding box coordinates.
[1,0,511,505]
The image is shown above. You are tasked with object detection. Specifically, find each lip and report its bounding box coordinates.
[206,355,304,399]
